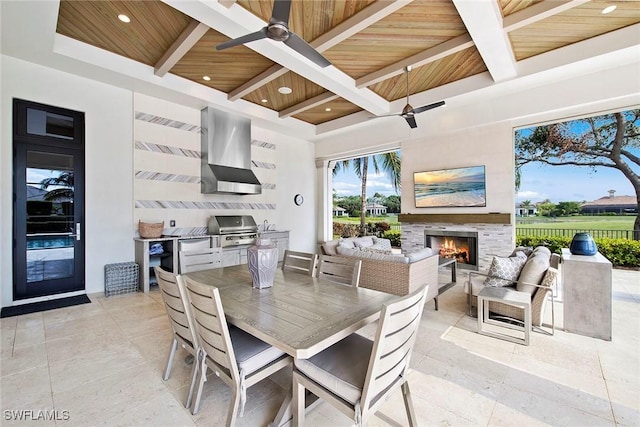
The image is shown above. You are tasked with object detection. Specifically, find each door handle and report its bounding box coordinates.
[69,223,81,241]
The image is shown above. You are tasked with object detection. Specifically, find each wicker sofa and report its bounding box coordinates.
[465,246,560,328]
[321,237,440,306]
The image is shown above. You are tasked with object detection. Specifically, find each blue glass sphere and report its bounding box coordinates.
[569,232,597,256]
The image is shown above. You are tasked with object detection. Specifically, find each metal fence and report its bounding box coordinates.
[515,228,638,239]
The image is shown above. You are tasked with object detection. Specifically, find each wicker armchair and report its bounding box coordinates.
[466,252,560,334]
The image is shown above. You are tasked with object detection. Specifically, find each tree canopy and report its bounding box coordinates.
[515,110,640,239]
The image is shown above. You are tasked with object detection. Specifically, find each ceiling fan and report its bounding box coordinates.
[373,66,445,129]
[215,0,331,68]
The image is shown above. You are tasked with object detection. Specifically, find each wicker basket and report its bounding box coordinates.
[138,220,164,238]
[104,262,139,296]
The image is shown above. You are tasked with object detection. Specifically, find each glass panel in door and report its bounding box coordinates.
[14,147,85,299]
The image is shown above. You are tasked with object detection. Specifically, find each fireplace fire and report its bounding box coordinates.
[425,230,478,270]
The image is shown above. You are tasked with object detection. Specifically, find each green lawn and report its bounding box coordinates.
[516,215,636,231]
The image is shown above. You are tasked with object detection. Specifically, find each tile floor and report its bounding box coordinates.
[1,269,638,426]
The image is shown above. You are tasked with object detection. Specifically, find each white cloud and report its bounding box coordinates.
[516,190,545,202]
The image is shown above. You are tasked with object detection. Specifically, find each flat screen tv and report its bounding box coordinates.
[413,165,486,208]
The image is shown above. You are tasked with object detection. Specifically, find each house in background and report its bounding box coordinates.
[366,203,387,216]
[581,190,638,215]
[515,203,538,217]
[332,206,348,217]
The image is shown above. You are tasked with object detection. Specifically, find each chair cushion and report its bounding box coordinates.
[229,325,286,375]
[510,246,533,257]
[484,253,527,287]
[517,252,550,294]
[295,333,373,405]
[531,246,552,258]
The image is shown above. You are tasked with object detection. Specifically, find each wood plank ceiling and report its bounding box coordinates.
[56,0,640,128]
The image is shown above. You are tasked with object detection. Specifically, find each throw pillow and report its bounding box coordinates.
[322,240,340,255]
[352,236,375,248]
[359,246,392,255]
[517,252,550,294]
[336,246,360,257]
[484,255,527,287]
[337,238,356,249]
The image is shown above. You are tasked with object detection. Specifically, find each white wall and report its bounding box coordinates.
[132,93,318,252]
[1,55,134,306]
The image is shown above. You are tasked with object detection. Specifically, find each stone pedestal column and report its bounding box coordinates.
[561,249,612,341]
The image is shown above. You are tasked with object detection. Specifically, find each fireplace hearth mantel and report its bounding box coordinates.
[398,213,511,225]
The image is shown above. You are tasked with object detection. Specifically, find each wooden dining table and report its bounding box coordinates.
[184,264,400,425]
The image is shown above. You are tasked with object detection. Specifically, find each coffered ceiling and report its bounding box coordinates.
[17,1,640,135]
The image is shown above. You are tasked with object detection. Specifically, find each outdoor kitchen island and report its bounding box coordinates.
[134,217,289,292]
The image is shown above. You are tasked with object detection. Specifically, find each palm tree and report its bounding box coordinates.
[40,171,74,201]
[333,151,400,235]
[520,199,532,217]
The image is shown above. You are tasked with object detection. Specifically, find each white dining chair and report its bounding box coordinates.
[282,250,318,276]
[317,254,362,286]
[292,285,428,427]
[179,247,221,273]
[178,274,292,421]
[154,266,200,410]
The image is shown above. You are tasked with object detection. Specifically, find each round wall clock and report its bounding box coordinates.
[294,194,304,206]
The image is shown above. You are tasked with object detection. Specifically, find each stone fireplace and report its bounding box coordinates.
[398,213,513,271]
[425,230,478,270]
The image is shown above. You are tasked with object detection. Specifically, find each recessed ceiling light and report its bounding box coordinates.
[118,14,131,23]
[602,5,617,14]
[202,76,211,81]
[325,108,332,112]
[261,99,268,103]
[278,86,292,95]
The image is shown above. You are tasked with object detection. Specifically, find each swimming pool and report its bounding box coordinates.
[27,235,74,250]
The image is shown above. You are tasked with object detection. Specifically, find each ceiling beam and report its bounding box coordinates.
[227,1,411,101]
[452,0,517,82]
[154,19,209,77]
[279,92,339,118]
[503,0,590,33]
[218,0,236,8]
[356,34,475,88]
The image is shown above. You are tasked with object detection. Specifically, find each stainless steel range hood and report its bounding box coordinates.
[201,106,261,195]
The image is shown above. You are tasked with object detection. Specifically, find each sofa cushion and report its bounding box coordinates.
[517,252,551,294]
[484,253,527,287]
[407,247,434,263]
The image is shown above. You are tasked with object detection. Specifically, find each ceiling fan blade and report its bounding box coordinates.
[270,0,292,25]
[412,100,446,115]
[216,28,268,51]
[284,33,331,67]
[404,116,418,129]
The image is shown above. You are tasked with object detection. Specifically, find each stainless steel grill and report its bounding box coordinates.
[208,215,258,247]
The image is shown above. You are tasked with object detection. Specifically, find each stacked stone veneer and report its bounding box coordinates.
[401,222,513,271]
